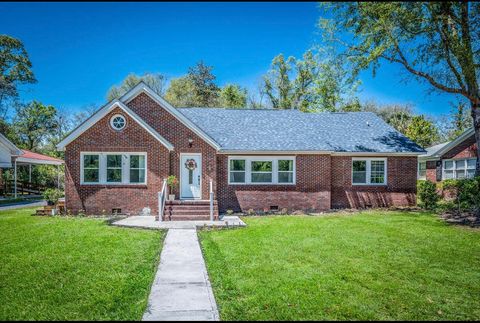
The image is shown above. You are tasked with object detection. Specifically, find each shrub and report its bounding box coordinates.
[417,180,440,210]
[226,209,234,215]
[166,175,178,194]
[442,177,480,212]
[43,188,64,206]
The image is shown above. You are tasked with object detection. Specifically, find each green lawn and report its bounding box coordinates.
[0,208,164,320]
[199,211,480,321]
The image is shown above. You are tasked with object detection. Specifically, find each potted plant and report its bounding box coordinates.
[43,188,64,215]
[166,175,178,201]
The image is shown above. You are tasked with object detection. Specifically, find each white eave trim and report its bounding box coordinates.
[120,82,221,150]
[56,100,174,151]
[218,150,424,156]
[0,132,22,155]
[432,127,475,158]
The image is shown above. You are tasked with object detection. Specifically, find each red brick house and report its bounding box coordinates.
[57,83,425,219]
[418,128,477,182]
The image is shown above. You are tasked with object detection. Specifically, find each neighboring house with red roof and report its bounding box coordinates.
[418,128,477,182]
[0,133,64,198]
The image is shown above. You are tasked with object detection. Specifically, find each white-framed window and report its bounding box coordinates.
[228,156,296,185]
[352,158,387,185]
[443,158,476,179]
[81,152,147,185]
[110,114,126,131]
[418,161,427,180]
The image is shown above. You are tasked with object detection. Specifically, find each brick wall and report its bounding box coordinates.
[126,93,217,200]
[65,107,169,215]
[423,135,477,183]
[216,154,332,213]
[331,156,417,208]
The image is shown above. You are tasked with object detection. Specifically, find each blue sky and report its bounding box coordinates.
[1,1,459,116]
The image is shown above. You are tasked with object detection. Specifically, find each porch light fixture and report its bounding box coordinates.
[188,138,193,147]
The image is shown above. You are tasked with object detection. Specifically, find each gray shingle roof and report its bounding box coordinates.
[177,108,426,153]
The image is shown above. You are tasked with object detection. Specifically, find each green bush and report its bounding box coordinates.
[43,188,64,205]
[417,180,440,210]
[442,177,480,212]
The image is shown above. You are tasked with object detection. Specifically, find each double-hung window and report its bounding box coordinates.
[83,155,100,183]
[228,156,296,185]
[81,152,147,185]
[418,161,427,180]
[443,158,476,179]
[352,158,387,185]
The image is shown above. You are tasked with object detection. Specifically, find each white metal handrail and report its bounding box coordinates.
[209,179,214,221]
[156,179,167,222]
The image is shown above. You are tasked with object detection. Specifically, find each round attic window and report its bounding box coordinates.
[110,114,126,131]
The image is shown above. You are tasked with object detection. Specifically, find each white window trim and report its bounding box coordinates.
[228,156,296,185]
[110,114,126,131]
[352,158,388,186]
[418,161,427,180]
[80,152,147,185]
[442,158,476,180]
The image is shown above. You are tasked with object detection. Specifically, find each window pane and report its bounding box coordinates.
[230,172,245,183]
[353,160,366,172]
[84,169,99,183]
[419,169,426,177]
[456,160,466,170]
[252,172,272,183]
[352,171,367,184]
[107,155,122,168]
[444,161,454,170]
[130,169,145,183]
[130,155,145,168]
[467,159,476,168]
[444,170,454,179]
[84,155,99,168]
[467,169,476,178]
[419,162,426,171]
[230,160,245,171]
[278,172,293,183]
[278,160,293,171]
[370,160,385,184]
[252,161,272,172]
[456,171,466,179]
[107,169,122,182]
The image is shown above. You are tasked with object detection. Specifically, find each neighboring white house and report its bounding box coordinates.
[0,133,23,168]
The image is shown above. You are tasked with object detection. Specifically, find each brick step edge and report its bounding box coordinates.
[166,216,219,221]
[165,210,219,215]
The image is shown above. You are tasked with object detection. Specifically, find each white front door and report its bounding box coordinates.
[180,154,202,199]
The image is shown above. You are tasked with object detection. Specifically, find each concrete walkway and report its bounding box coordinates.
[143,229,220,321]
[113,215,246,230]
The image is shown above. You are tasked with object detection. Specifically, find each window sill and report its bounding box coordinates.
[228,182,296,186]
[80,183,148,188]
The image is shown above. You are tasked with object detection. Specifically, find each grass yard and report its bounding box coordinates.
[199,211,480,321]
[0,208,164,320]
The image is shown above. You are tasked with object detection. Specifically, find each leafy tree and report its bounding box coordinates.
[405,115,440,148]
[263,54,293,110]
[71,103,98,128]
[187,61,220,107]
[164,76,197,107]
[0,35,36,118]
[319,2,480,174]
[220,84,247,108]
[449,101,473,139]
[12,101,57,151]
[106,73,166,101]
[262,49,360,112]
[360,101,415,134]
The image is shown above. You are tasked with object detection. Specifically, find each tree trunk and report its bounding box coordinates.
[472,103,480,177]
